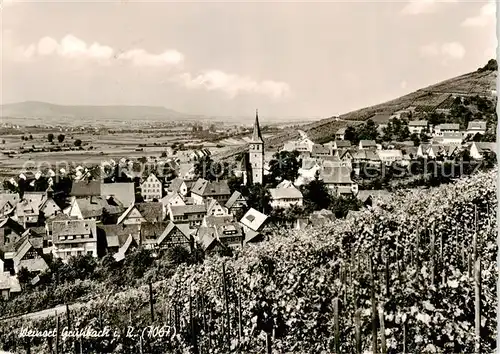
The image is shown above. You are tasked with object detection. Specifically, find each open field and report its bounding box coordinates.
[0,127,278,178]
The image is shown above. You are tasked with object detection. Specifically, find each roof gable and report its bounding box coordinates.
[240,208,268,232]
[101,183,135,207]
[136,202,164,223]
[71,181,101,197]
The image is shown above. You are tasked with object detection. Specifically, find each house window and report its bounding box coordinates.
[87,251,93,256]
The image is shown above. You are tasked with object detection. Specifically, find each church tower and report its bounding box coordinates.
[248,109,264,185]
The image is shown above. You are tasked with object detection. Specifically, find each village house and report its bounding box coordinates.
[408,120,428,134]
[97,224,140,258]
[416,143,431,158]
[351,150,381,167]
[167,178,188,197]
[140,174,163,202]
[320,166,358,196]
[168,204,207,227]
[0,194,19,218]
[335,127,346,140]
[190,179,231,206]
[335,149,354,162]
[466,121,487,137]
[206,198,228,216]
[295,209,336,229]
[370,113,393,131]
[51,219,98,260]
[110,233,138,262]
[239,208,269,244]
[433,123,460,137]
[135,202,164,223]
[140,221,192,252]
[326,140,352,151]
[100,182,135,207]
[0,218,26,252]
[282,137,315,153]
[355,190,391,208]
[424,144,457,159]
[470,142,497,159]
[189,149,211,162]
[160,192,186,216]
[65,196,124,222]
[117,204,147,225]
[296,159,322,186]
[310,144,332,158]
[198,215,244,252]
[70,180,101,198]
[323,155,353,169]
[377,150,403,165]
[15,192,46,227]
[358,140,378,150]
[225,191,247,216]
[11,237,48,274]
[439,132,464,145]
[38,187,62,219]
[269,180,304,209]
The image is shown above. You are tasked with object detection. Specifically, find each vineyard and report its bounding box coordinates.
[0,169,497,353]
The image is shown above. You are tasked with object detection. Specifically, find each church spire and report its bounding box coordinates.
[251,109,263,143]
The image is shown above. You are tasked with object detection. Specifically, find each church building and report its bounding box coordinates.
[242,110,265,185]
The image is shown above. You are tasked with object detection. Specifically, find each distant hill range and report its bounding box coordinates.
[216,59,497,160]
[0,101,201,121]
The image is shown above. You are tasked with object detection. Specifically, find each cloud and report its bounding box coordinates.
[21,34,183,66]
[461,1,496,27]
[116,49,184,67]
[401,0,457,15]
[10,34,289,99]
[176,70,291,99]
[419,41,466,60]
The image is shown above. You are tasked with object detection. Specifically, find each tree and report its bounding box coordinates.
[165,245,191,265]
[33,176,49,192]
[1,139,4,144]
[29,134,33,140]
[74,139,82,147]
[244,183,271,214]
[419,128,430,143]
[194,156,230,181]
[17,267,32,290]
[410,133,420,147]
[3,180,18,193]
[300,171,332,212]
[227,174,243,194]
[268,150,301,185]
[357,119,379,142]
[57,134,65,143]
[67,254,97,281]
[344,126,357,144]
[124,248,154,279]
[330,195,363,218]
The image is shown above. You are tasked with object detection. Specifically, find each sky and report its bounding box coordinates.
[0,0,497,119]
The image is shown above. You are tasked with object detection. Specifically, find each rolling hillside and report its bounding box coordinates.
[217,61,497,160]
